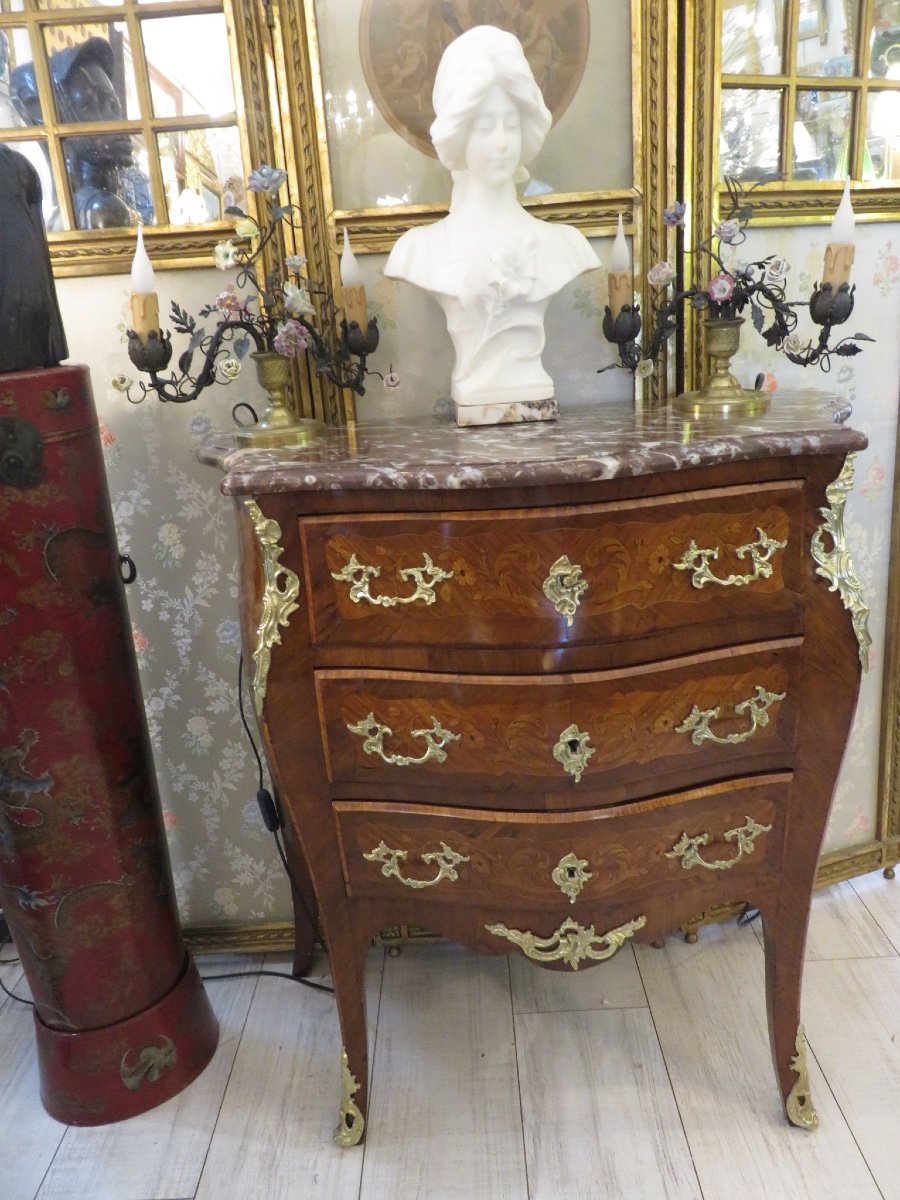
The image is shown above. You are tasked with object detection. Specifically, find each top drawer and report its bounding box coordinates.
[299,482,805,650]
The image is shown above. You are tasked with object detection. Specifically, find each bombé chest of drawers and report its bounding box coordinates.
[201,393,869,1148]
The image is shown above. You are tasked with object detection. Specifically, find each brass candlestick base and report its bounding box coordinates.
[236,351,324,447]
[671,317,769,419]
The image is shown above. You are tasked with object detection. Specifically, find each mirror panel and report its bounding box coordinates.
[795,0,857,76]
[792,86,853,179]
[142,13,235,119]
[157,124,243,225]
[314,0,634,212]
[720,86,783,179]
[721,0,786,74]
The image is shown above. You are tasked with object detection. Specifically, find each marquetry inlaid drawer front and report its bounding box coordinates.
[300,482,804,650]
[316,641,800,804]
[334,774,789,907]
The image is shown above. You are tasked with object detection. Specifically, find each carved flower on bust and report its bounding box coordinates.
[471,239,538,316]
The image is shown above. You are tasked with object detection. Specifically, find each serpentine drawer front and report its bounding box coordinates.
[316,641,799,803]
[334,774,787,908]
[203,397,869,1147]
[300,482,803,651]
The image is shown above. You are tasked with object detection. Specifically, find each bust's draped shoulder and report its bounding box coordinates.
[384,216,599,301]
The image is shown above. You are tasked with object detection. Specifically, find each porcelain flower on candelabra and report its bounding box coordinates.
[603,177,871,377]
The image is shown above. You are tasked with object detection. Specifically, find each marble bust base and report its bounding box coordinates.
[454,394,559,427]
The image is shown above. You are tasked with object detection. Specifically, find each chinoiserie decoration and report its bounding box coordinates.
[601,177,872,416]
[0,363,219,1125]
[119,166,380,444]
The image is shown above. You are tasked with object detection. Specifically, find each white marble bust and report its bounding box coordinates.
[384,25,600,426]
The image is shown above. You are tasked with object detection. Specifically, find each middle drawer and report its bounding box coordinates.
[315,640,800,806]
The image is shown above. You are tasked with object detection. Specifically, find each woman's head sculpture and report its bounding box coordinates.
[384,25,600,428]
[429,26,551,176]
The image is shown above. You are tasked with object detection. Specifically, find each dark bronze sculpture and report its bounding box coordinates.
[10,37,140,230]
[0,145,68,373]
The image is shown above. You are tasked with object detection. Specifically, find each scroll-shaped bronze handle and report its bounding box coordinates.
[665,815,773,871]
[364,840,470,889]
[331,552,453,607]
[347,712,460,767]
[675,685,785,746]
[485,914,646,970]
[542,555,588,625]
[673,527,786,588]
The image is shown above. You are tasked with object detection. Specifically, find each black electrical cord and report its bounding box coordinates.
[0,939,34,1007]
[216,653,334,996]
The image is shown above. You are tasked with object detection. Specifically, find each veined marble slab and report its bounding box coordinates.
[198,390,866,496]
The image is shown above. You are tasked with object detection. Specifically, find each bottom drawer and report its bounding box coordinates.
[334,774,790,910]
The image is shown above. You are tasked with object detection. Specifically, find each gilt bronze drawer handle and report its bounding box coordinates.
[665,815,773,872]
[363,840,470,889]
[673,527,786,589]
[542,555,588,625]
[675,685,785,746]
[551,852,593,903]
[331,552,453,607]
[552,724,595,782]
[347,712,461,766]
[485,914,646,970]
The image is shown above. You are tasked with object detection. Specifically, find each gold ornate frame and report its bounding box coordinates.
[1,1,274,279]
[272,0,677,420]
[688,0,900,879]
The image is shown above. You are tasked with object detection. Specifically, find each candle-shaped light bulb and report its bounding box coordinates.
[610,212,630,272]
[607,212,633,319]
[340,228,368,328]
[129,225,159,343]
[822,178,856,289]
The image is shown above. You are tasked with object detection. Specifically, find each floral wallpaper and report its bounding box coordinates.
[54,222,900,929]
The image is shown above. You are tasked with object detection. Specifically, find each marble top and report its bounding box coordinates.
[198,391,867,497]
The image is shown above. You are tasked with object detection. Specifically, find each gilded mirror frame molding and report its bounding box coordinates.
[3,1,274,279]
[684,0,900,394]
[273,0,677,420]
[688,0,900,876]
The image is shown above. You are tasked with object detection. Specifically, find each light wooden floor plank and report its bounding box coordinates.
[0,971,68,1200]
[194,949,384,1200]
[516,1006,702,1200]
[851,870,900,954]
[34,954,265,1200]
[635,921,883,1200]
[802,956,900,1200]
[509,942,647,1014]
[360,944,528,1200]
[748,880,897,960]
